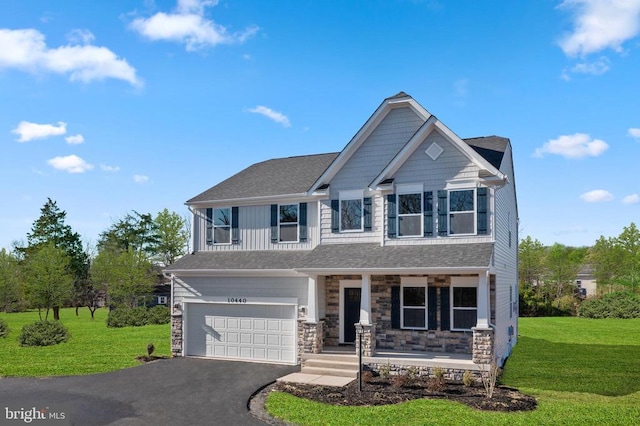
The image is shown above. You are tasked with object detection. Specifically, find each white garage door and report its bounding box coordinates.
[185,303,296,364]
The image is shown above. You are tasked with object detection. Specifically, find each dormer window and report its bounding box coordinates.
[397,184,424,237]
[339,190,364,232]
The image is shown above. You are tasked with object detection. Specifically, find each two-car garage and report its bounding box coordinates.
[184,301,297,364]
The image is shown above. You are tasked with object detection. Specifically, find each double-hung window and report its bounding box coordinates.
[206,207,231,244]
[279,204,299,242]
[340,190,363,232]
[451,277,478,330]
[400,278,428,329]
[449,189,475,235]
[397,188,423,237]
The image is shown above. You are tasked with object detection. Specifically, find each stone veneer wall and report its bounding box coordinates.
[364,363,482,381]
[298,320,325,359]
[322,274,474,354]
[472,327,494,364]
[371,275,473,354]
[171,312,183,357]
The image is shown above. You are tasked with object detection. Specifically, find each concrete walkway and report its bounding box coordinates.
[277,372,355,387]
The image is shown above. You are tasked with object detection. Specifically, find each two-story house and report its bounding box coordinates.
[164,92,518,375]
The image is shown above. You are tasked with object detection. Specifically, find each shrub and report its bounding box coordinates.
[462,370,475,387]
[147,305,170,325]
[107,307,149,328]
[0,318,9,338]
[361,370,373,383]
[378,363,391,380]
[391,372,412,388]
[578,292,640,319]
[427,366,446,392]
[19,320,69,346]
[552,295,578,316]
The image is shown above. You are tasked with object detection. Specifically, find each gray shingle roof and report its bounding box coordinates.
[165,250,311,271]
[165,243,494,273]
[187,152,339,203]
[464,136,509,169]
[300,243,494,270]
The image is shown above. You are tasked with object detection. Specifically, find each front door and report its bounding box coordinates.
[343,287,361,343]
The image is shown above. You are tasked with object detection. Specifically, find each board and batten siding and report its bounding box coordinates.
[173,276,309,308]
[490,144,518,364]
[329,107,425,192]
[193,202,319,252]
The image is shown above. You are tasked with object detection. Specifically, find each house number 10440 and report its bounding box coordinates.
[227,298,247,303]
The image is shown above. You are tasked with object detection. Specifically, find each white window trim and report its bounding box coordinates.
[339,190,365,233]
[212,207,232,245]
[448,188,477,236]
[450,276,478,331]
[396,185,423,238]
[400,277,428,330]
[278,203,299,243]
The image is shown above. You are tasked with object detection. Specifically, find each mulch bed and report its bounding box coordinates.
[271,376,537,412]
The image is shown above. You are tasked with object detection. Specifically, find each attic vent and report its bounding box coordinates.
[425,142,443,160]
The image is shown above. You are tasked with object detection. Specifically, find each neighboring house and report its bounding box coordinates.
[576,265,597,297]
[164,92,518,373]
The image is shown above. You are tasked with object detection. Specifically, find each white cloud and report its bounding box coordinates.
[133,174,149,183]
[558,0,640,57]
[580,189,614,203]
[0,28,141,86]
[100,164,120,172]
[65,134,84,144]
[247,105,291,128]
[628,128,640,138]
[47,155,94,173]
[570,57,610,75]
[66,29,95,45]
[623,194,640,204]
[130,0,258,51]
[12,120,67,142]
[534,133,608,159]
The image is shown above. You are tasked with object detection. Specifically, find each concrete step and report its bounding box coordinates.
[301,366,359,378]
[304,358,359,371]
[301,353,357,363]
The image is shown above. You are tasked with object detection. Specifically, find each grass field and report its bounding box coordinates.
[0,308,170,377]
[266,317,640,425]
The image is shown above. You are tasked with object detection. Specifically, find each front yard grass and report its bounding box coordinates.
[0,308,170,377]
[266,317,640,425]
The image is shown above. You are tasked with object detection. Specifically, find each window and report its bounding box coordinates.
[157,296,168,305]
[398,192,422,237]
[449,189,475,235]
[401,279,428,329]
[452,285,477,330]
[206,207,232,244]
[341,198,363,231]
[279,204,298,242]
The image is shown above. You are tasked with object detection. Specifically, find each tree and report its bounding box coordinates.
[617,223,640,292]
[544,244,584,301]
[91,248,155,309]
[19,198,89,319]
[154,208,189,265]
[0,249,23,312]
[518,236,546,288]
[589,236,623,293]
[98,211,160,256]
[23,244,74,320]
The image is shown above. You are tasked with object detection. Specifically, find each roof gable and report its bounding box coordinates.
[308,92,431,192]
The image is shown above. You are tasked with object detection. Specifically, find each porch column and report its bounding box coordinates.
[306,275,319,323]
[359,274,372,325]
[476,270,490,328]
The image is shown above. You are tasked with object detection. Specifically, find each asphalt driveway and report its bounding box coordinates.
[0,357,298,425]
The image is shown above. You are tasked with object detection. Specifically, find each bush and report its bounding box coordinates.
[107,306,170,328]
[0,318,9,338]
[147,305,170,325]
[578,292,640,319]
[19,320,69,346]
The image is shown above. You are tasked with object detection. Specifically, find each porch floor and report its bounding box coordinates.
[314,346,479,371]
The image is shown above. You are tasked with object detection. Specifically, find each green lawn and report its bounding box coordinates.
[0,308,170,377]
[267,317,640,425]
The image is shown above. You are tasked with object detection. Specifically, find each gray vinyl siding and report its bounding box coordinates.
[329,107,424,192]
[490,145,518,364]
[173,276,308,307]
[193,202,319,252]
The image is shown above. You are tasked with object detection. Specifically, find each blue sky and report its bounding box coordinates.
[1,0,640,250]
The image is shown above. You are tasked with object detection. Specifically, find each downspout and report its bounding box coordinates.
[187,206,196,254]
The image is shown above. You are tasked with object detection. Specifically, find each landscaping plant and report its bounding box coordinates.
[19,320,69,346]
